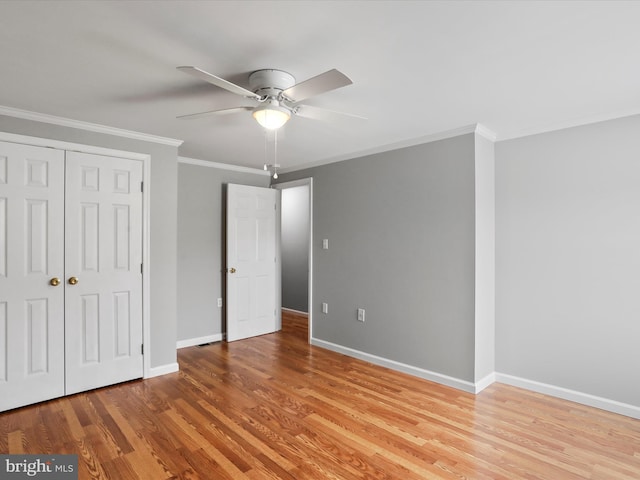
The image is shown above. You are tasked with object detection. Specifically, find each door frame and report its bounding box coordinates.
[273,178,313,343]
[0,131,153,378]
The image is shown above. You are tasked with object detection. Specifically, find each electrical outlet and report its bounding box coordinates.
[217,298,223,308]
[322,302,328,314]
[357,308,365,322]
[322,238,329,250]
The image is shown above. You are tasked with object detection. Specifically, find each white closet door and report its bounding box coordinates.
[226,184,278,342]
[64,152,144,395]
[0,141,65,412]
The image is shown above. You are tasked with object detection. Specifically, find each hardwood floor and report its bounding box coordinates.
[1,309,639,479]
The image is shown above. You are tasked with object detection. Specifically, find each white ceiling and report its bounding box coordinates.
[1,1,639,171]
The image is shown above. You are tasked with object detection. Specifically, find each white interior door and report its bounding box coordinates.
[64,151,143,395]
[0,141,65,411]
[226,184,279,342]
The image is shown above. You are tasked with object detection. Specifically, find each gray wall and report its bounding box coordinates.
[177,161,270,342]
[496,114,640,407]
[278,134,478,382]
[0,114,178,370]
[281,185,310,312]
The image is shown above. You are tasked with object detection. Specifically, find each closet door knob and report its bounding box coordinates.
[229,268,236,274]
[49,277,61,286]
[68,276,79,285]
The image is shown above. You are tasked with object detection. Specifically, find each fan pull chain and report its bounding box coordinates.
[273,130,278,179]
[263,129,268,171]
[262,130,279,178]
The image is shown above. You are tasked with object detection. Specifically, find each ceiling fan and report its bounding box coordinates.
[176,66,363,129]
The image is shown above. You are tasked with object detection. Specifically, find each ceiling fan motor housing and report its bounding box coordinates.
[249,69,296,98]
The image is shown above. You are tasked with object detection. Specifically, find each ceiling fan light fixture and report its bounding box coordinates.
[252,102,291,130]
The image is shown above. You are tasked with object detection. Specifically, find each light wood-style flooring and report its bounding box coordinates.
[1,310,639,479]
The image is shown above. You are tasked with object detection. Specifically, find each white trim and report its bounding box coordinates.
[275,189,282,332]
[273,178,312,189]
[307,179,313,344]
[495,373,640,420]
[146,363,180,378]
[141,158,152,380]
[281,307,309,315]
[475,124,497,142]
[0,105,183,147]
[0,131,150,161]
[177,334,223,349]
[280,123,494,174]
[475,372,496,394]
[497,109,640,142]
[310,338,479,394]
[178,156,270,175]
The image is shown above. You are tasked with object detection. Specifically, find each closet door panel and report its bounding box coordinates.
[0,141,65,412]
[65,152,143,395]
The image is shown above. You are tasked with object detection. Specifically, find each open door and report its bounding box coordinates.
[226,184,279,342]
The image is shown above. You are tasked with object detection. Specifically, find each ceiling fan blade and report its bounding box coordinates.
[282,69,353,103]
[294,104,367,122]
[177,66,260,99]
[177,106,253,120]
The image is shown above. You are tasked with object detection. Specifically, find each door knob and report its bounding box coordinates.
[229,268,236,274]
[68,276,79,285]
[49,277,61,287]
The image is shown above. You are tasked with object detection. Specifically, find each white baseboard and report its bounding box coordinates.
[306,340,640,419]
[148,339,640,419]
[495,373,640,420]
[146,362,179,379]
[310,337,480,394]
[177,333,223,349]
[474,372,496,393]
[282,307,309,315]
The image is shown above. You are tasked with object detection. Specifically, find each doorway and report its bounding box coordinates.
[274,178,313,342]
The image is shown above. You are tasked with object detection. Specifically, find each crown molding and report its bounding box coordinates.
[0,105,183,147]
[475,123,497,142]
[0,131,151,161]
[497,109,640,141]
[281,123,495,174]
[178,156,269,175]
